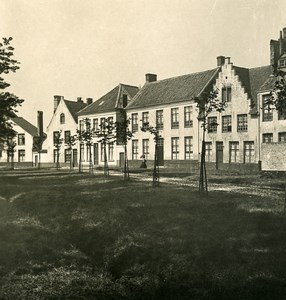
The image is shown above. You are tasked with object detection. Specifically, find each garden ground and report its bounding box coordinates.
[0,168,286,299]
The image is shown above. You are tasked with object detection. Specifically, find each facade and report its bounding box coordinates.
[0,112,46,166]
[77,84,139,167]
[126,60,272,171]
[44,96,88,166]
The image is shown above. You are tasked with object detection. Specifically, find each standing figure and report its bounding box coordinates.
[140,154,147,168]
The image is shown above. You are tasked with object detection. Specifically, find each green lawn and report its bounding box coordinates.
[0,171,286,299]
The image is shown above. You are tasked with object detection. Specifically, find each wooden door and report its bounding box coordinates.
[93,143,99,165]
[216,142,223,169]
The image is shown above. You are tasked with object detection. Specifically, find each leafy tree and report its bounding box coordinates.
[53,131,63,170]
[194,89,224,194]
[0,37,23,157]
[115,115,133,180]
[94,118,116,177]
[141,123,161,187]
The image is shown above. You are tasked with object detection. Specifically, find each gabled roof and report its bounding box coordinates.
[64,100,87,121]
[126,68,220,110]
[78,84,139,116]
[233,65,273,114]
[12,115,46,137]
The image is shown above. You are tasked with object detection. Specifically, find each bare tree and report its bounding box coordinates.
[141,123,161,187]
[194,89,224,194]
[53,130,63,170]
[64,133,77,170]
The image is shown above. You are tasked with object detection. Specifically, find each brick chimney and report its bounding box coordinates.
[54,95,64,112]
[77,97,83,103]
[86,98,93,105]
[145,73,157,83]
[270,39,280,66]
[217,56,225,66]
[37,111,43,137]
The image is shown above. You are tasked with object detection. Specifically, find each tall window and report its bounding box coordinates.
[184,106,193,128]
[156,110,163,130]
[65,149,71,162]
[108,142,114,161]
[142,112,149,125]
[262,133,273,143]
[222,87,232,102]
[53,131,60,144]
[244,141,255,163]
[171,108,179,129]
[18,134,25,145]
[86,144,91,161]
[93,118,99,130]
[100,144,106,161]
[79,120,84,132]
[237,114,248,132]
[184,136,193,160]
[53,149,58,163]
[86,119,91,131]
[262,95,273,121]
[64,131,71,143]
[205,142,212,162]
[142,139,149,159]
[229,142,239,163]
[171,137,179,160]
[132,113,138,132]
[279,132,286,142]
[208,117,217,133]
[100,117,106,126]
[222,115,232,132]
[60,113,65,124]
[107,116,113,123]
[132,140,139,160]
[80,143,84,161]
[278,109,286,120]
[18,150,25,162]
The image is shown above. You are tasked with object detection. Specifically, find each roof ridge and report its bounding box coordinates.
[119,83,139,88]
[145,67,220,85]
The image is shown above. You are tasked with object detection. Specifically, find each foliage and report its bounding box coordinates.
[0,37,23,144]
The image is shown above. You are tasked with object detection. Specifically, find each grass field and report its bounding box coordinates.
[1,170,286,299]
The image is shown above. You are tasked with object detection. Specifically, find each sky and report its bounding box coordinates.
[0,0,286,128]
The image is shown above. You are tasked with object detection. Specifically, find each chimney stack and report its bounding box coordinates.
[145,73,157,83]
[86,98,93,105]
[217,56,225,66]
[54,95,64,112]
[37,111,43,137]
[77,97,83,103]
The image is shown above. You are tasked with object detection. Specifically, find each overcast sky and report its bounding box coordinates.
[1,0,286,127]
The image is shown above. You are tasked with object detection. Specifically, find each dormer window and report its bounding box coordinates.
[222,87,232,102]
[60,113,65,124]
[279,59,286,67]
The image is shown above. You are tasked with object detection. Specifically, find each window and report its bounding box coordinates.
[18,150,25,162]
[108,142,114,161]
[93,118,99,130]
[132,113,138,132]
[278,109,286,120]
[60,113,65,124]
[156,110,163,130]
[222,115,232,132]
[79,120,84,132]
[100,117,106,125]
[184,106,193,128]
[171,137,179,160]
[86,119,91,131]
[205,142,212,162]
[100,144,105,161]
[18,134,25,145]
[171,108,179,129]
[64,131,71,143]
[132,140,139,160]
[222,87,232,102]
[142,112,149,126]
[262,95,273,121]
[122,94,128,108]
[65,149,71,162]
[279,59,285,67]
[229,142,239,163]
[185,136,193,160]
[278,132,286,142]
[262,133,273,143]
[208,117,217,133]
[53,149,58,163]
[108,117,113,124]
[142,139,149,159]
[244,141,255,163]
[53,131,60,144]
[237,114,248,132]
[86,144,91,161]
[80,143,84,161]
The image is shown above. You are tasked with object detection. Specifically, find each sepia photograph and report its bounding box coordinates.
[1,0,286,299]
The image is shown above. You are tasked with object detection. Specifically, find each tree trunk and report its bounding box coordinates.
[89,144,93,174]
[104,143,109,177]
[124,143,129,180]
[153,143,159,187]
[199,130,208,194]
